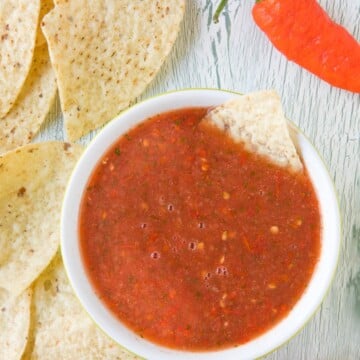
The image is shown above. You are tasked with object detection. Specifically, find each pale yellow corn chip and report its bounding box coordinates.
[0,1,40,118]
[0,142,83,300]
[27,254,139,359]
[35,0,54,48]
[0,289,32,360]
[0,44,57,154]
[42,0,185,141]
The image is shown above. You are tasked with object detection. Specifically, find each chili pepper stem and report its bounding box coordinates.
[213,0,229,23]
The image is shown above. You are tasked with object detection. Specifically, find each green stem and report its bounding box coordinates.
[213,0,229,23]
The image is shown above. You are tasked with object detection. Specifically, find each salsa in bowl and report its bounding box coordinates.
[61,89,340,360]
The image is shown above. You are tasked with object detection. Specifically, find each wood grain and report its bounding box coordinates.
[35,0,360,358]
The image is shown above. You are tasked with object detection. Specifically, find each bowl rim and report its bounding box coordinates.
[61,88,341,360]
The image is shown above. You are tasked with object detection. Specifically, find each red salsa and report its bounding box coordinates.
[79,108,321,351]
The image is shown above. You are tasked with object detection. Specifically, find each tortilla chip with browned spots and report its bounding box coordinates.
[0,142,83,300]
[0,43,57,154]
[0,1,40,118]
[42,0,185,140]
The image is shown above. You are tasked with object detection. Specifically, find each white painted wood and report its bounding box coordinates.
[35,0,360,358]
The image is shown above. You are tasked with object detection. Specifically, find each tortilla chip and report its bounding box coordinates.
[27,254,138,359]
[0,289,32,360]
[41,0,185,141]
[203,90,303,172]
[0,142,83,300]
[35,0,54,48]
[0,1,40,118]
[0,44,57,154]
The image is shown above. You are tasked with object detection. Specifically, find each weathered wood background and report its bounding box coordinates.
[36,0,360,358]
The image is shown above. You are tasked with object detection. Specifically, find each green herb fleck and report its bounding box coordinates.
[174,118,184,126]
[114,147,121,155]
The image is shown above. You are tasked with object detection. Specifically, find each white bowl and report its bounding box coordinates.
[61,89,341,360]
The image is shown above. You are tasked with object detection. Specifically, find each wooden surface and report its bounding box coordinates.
[35,0,360,358]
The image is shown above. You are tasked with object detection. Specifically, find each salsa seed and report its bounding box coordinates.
[270,226,279,234]
[224,321,229,327]
[101,212,107,219]
[109,163,114,171]
[222,293,227,300]
[142,139,149,147]
[219,255,225,264]
[221,231,228,241]
[201,163,209,171]
[223,191,230,200]
[197,242,204,250]
[295,219,303,227]
[268,283,277,289]
[219,299,226,308]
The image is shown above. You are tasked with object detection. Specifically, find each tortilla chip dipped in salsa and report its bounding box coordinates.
[41,0,185,141]
[79,91,321,350]
[203,90,303,172]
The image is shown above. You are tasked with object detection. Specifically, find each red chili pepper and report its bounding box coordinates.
[252,0,360,92]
